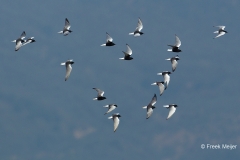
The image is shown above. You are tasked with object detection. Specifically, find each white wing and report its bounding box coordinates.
[214,32,226,38]
[136,18,143,31]
[124,44,132,56]
[150,94,157,106]
[164,74,170,87]
[93,88,104,96]
[106,105,116,114]
[146,107,153,119]
[215,26,225,30]
[167,106,176,120]
[65,18,71,30]
[175,35,181,47]
[113,117,120,132]
[20,31,26,40]
[65,64,72,81]
[172,59,178,72]
[22,37,34,46]
[15,40,22,51]
[158,83,165,96]
[106,33,113,42]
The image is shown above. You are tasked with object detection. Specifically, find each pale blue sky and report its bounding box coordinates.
[0,1,239,160]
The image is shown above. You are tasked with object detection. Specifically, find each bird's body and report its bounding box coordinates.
[119,44,133,60]
[103,104,118,115]
[213,26,227,38]
[22,37,36,46]
[166,55,180,72]
[143,94,157,119]
[108,113,121,132]
[58,18,72,36]
[12,31,26,51]
[163,104,178,120]
[157,71,171,89]
[101,32,115,46]
[167,35,181,52]
[61,59,74,81]
[129,18,144,37]
[93,88,106,100]
[151,82,165,96]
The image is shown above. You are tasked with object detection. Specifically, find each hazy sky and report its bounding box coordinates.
[0,1,240,160]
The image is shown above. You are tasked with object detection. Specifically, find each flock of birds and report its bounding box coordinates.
[11,18,228,132]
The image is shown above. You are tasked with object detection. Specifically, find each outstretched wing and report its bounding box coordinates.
[214,26,225,30]
[123,44,132,56]
[135,18,143,32]
[214,32,225,38]
[65,18,71,29]
[149,94,157,106]
[65,63,72,81]
[171,59,178,72]
[167,106,176,120]
[175,35,181,47]
[93,88,104,96]
[106,32,113,42]
[146,107,153,119]
[113,116,120,132]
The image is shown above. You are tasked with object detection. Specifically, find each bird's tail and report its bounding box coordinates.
[129,32,134,35]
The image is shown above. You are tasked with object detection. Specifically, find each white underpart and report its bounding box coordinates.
[172,60,178,71]
[65,64,72,81]
[106,106,116,114]
[164,74,170,87]
[158,83,165,95]
[147,108,153,119]
[113,117,120,132]
[167,106,176,120]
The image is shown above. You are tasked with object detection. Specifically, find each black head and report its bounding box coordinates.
[69,30,73,33]
[152,106,156,109]
[114,104,118,107]
[117,114,121,118]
